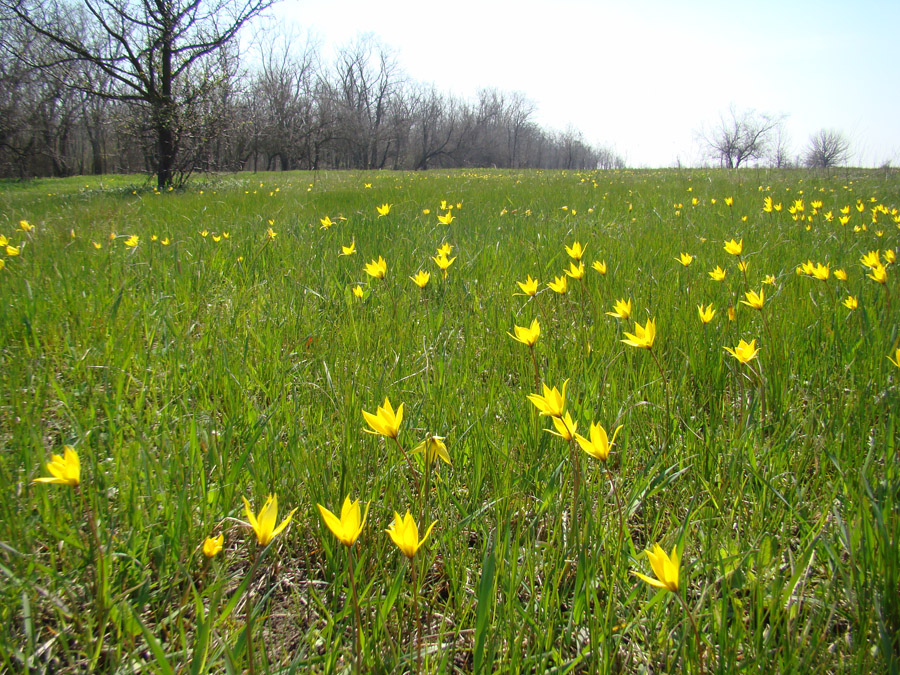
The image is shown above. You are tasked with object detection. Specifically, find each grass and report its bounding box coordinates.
[0,167,898,673]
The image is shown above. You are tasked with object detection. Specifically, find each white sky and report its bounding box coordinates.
[270,0,900,168]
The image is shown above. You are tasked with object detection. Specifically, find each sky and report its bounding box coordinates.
[270,0,900,168]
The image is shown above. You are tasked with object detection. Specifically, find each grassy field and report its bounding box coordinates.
[1,168,898,673]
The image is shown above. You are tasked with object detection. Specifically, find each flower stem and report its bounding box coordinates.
[649,348,672,441]
[347,547,363,674]
[569,436,581,549]
[675,591,705,675]
[245,547,257,675]
[529,344,541,392]
[412,557,423,673]
[393,436,420,493]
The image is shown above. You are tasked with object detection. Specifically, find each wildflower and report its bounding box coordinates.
[741,289,765,310]
[676,253,693,266]
[724,338,760,364]
[565,241,586,261]
[860,250,881,268]
[708,266,726,281]
[516,274,539,296]
[547,275,568,294]
[33,446,80,486]
[842,296,858,310]
[888,348,900,369]
[212,235,222,242]
[203,534,224,558]
[0,235,6,247]
[606,298,632,320]
[411,434,451,465]
[19,220,34,232]
[527,380,567,418]
[376,203,391,217]
[886,250,896,264]
[6,245,20,257]
[353,285,364,299]
[124,235,139,247]
[592,260,607,275]
[724,238,743,256]
[576,423,623,462]
[317,496,369,547]
[545,411,578,441]
[697,303,716,324]
[200,230,209,238]
[340,241,356,256]
[727,306,736,321]
[363,398,403,438]
[432,254,456,277]
[386,511,436,559]
[763,274,776,285]
[410,270,430,288]
[508,319,540,346]
[437,211,454,225]
[810,263,830,281]
[92,241,102,250]
[564,261,585,280]
[633,543,680,592]
[436,242,453,257]
[320,216,334,229]
[242,494,296,546]
[266,227,277,240]
[724,197,734,207]
[364,256,387,280]
[738,260,749,273]
[762,196,773,213]
[622,319,656,350]
[868,264,887,284]
[161,238,170,246]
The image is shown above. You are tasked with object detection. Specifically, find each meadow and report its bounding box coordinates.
[0,167,898,673]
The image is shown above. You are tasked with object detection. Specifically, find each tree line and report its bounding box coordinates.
[0,0,624,186]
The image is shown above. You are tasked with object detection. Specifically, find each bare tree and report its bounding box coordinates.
[3,0,276,187]
[699,105,783,169]
[804,129,851,168]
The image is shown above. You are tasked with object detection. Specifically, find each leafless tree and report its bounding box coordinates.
[699,105,784,169]
[804,129,851,168]
[3,0,276,187]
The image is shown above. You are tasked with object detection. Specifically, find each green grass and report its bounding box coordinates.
[1,168,898,673]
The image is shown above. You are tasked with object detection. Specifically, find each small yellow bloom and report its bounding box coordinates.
[517,274,539,296]
[242,494,296,547]
[633,543,680,592]
[592,260,607,275]
[885,249,896,264]
[422,208,431,215]
[200,230,209,238]
[317,496,369,547]
[564,261,585,280]
[410,270,430,288]
[212,235,222,242]
[6,245,20,257]
[266,227,277,240]
[362,398,403,438]
[432,254,456,276]
[0,235,7,247]
[203,534,224,558]
[19,219,34,232]
[527,380,567,418]
[547,275,568,295]
[92,241,102,250]
[762,196,773,213]
[340,241,356,256]
[376,203,391,217]
[676,252,693,266]
[868,264,887,284]
[724,338,760,364]
[697,303,716,324]
[545,411,578,441]
[436,242,453,257]
[741,289,765,310]
[161,237,170,246]
[606,298,632,320]
[763,274,776,285]
[353,285,364,299]
[364,256,387,280]
[386,511,436,559]
[124,235,139,248]
[708,265,726,281]
[724,197,734,207]
[622,318,656,350]
[109,231,117,241]
[508,318,540,346]
[411,434,451,465]
[738,260,749,273]
[437,211,454,225]
[33,446,80,486]
[724,238,743,256]
[565,241,585,261]
[860,250,881,268]
[842,296,858,310]
[320,216,334,229]
[575,423,623,462]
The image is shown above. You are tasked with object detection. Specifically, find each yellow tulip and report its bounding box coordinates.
[33,446,80,487]
[317,496,369,547]
[516,274,539,296]
[410,270,430,288]
[724,338,760,364]
[676,252,693,266]
[362,398,403,438]
[564,261,585,280]
[565,241,585,261]
[364,256,387,280]
[203,534,224,558]
[376,203,391,217]
[697,303,716,324]
[386,511,436,559]
[242,494,296,546]
[411,434,451,465]
[622,318,656,350]
[740,289,765,310]
[508,319,540,346]
[340,241,356,256]
[527,380,567,418]
[606,298,632,320]
[545,411,577,441]
[723,238,743,256]
[842,296,858,310]
[575,423,623,461]
[708,266,726,281]
[547,275,568,294]
[592,260,607,275]
[633,543,680,592]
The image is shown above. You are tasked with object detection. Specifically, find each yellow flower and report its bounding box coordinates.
[19,219,34,232]
[575,423,623,462]
[437,211,454,225]
[320,216,334,229]
[212,235,222,242]
[161,237,170,246]
[592,260,607,275]
[386,511,436,559]
[724,238,743,256]
[0,259,4,270]
[376,203,391,217]
[885,249,896,264]
[527,380,567,418]
[200,230,209,238]
[888,348,900,369]
[436,242,453,257]
[6,245,20,257]
[860,250,881,268]
[724,196,734,207]
[109,231,117,241]
[353,285,364,299]
[606,298,632,320]
[340,241,356,256]
[223,232,230,239]
[422,208,431,215]
[633,543,680,592]
[411,434,451,465]
[92,241,102,250]
[33,446,80,486]
[565,241,585,261]
[364,256,387,280]
[410,270,431,288]
[124,235,139,248]
[738,260,749,273]
[724,338,760,364]
[508,318,540,346]
[547,275,568,294]
[810,263,829,281]
[545,411,578,441]
[242,494,296,546]
[203,534,224,558]
[0,235,7,247]
[741,289,765,310]
[517,274,539,296]
[622,318,656,350]
[266,227,277,240]
[763,274,776,285]
[676,252,693,267]
[762,196,773,213]
[697,303,716,324]
[317,496,369,547]
[708,265,726,281]
[564,261,585,280]
[432,254,456,276]
[842,296,858,310]
[362,397,403,438]
[868,264,887,284]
